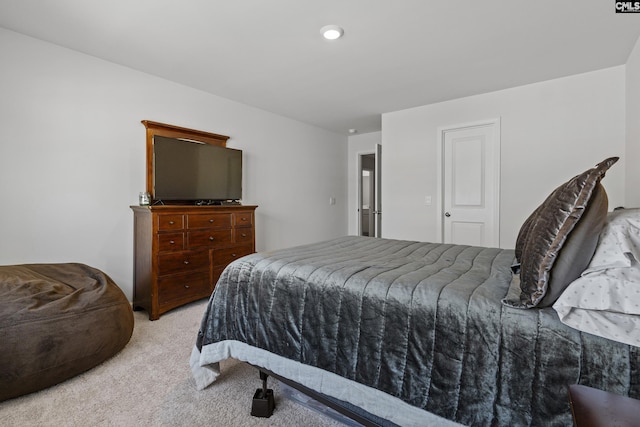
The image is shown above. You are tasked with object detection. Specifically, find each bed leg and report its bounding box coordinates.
[251,370,275,418]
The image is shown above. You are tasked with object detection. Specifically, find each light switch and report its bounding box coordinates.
[329,197,336,205]
[424,196,432,206]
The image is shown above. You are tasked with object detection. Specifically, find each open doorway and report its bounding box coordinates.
[358,144,381,237]
[360,154,375,236]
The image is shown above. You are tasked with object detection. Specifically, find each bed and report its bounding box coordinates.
[190,156,640,426]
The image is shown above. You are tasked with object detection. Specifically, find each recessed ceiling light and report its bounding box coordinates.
[348,129,358,134]
[321,25,344,40]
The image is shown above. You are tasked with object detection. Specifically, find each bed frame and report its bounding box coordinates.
[251,366,391,427]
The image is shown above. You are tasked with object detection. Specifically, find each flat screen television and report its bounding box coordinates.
[153,135,242,202]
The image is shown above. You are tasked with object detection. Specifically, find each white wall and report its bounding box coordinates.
[382,67,626,248]
[0,28,348,300]
[347,131,381,235]
[626,37,640,207]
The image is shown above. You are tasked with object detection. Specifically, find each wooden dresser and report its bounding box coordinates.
[131,204,257,320]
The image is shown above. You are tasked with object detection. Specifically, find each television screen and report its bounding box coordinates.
[153,136,242,202]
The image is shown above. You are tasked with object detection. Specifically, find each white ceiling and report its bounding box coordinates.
[1,1,639,135]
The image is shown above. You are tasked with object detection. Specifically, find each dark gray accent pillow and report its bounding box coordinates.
[503,157,618,309]
[514,205,540,265]
[538,183,608,306]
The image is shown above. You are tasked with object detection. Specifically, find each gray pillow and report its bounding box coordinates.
[538,183,608,306]
[503,157,618,309]
[513,204,540,269]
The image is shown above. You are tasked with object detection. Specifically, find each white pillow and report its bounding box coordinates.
[583,208,640,273]
[553,258,640,346]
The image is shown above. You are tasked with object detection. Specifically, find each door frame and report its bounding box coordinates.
[435,118,501,245]
[374,143,382,237]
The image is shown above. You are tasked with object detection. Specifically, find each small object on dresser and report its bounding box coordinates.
[139,191,151,206]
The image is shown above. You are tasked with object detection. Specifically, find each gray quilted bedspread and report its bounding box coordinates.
[196,236,640,426]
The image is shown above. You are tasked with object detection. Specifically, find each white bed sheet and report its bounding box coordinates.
[190,340,462,427]
[554,208,640,347]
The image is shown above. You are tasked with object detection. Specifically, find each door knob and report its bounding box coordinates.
[444,212,451,217]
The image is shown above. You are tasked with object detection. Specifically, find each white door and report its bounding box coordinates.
[439,120,500,247]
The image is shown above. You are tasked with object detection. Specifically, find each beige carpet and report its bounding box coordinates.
[0,300,347,427]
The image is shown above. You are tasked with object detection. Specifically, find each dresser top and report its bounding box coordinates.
[131,204,258,214]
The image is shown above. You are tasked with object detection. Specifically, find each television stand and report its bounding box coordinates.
[131,204,257,320]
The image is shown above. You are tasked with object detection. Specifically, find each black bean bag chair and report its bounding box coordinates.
[0,263,133,401]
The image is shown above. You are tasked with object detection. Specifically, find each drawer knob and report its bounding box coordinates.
[209,219,215,223]
[232,253,237,257]
[169,240,175,244]
[183,260,190,265]
[241,217,247,221]
[209,236,215,241]
[241,233,247,237]
[184,285,190,289]
[169,221,175,225]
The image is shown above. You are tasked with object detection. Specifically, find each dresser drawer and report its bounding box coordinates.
[212,245,253,267]
[188,229,233,248]
[158,271,210,307]
[158,250,209,275]
[158,214,184,231]
[235,228,253,244]
[187,213,232,229]
[158,233,185,252]
[233,212,253,228]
